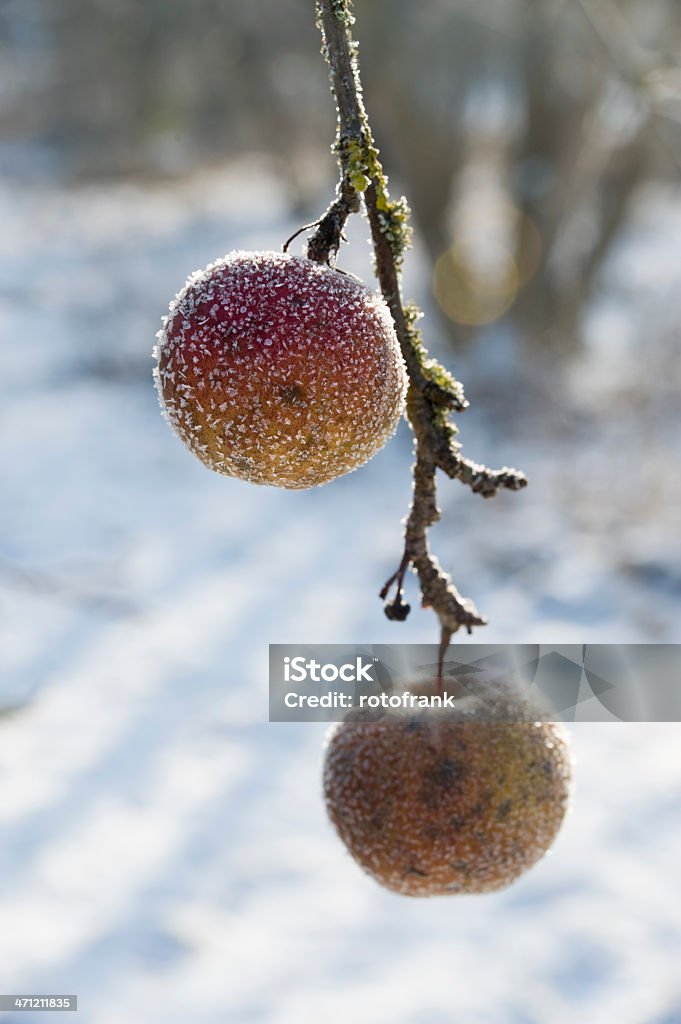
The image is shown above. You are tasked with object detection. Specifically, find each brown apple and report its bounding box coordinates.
[323,678,572,896]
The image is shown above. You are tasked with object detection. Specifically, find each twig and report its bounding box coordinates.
[313,0,527,643]
[282,219,323,253]
[574,0,681,175]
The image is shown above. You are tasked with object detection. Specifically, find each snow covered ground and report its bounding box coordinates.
[1,164,680,1023]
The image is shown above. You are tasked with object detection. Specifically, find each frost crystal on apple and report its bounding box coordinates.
[154,250,408,489]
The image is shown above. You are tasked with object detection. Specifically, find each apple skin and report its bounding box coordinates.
[154,250,407,489]
[323,679,572,896]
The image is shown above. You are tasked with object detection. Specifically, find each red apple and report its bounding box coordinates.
[154,250,407,488]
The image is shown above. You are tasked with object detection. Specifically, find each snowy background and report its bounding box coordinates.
[1,161,680,1024]
[2,0,681,1018]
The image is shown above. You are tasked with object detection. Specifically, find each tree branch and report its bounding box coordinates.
[312,0,527,639]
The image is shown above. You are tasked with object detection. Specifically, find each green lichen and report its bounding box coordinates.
[376,195,413,271]
[404,302,467,419]
[361,142,412,267]
[316,0,354,37]
[338,134,413,268]
[349,169,370,192]
[329,0,355,26]
[342,137,371,193]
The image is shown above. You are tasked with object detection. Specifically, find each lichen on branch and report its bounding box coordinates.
[311,0,527,647]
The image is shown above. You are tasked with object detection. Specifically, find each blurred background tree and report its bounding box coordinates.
[1,0,680,356]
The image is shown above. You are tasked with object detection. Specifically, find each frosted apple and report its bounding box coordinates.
[154,250,407,488]
[324,679,572,896]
